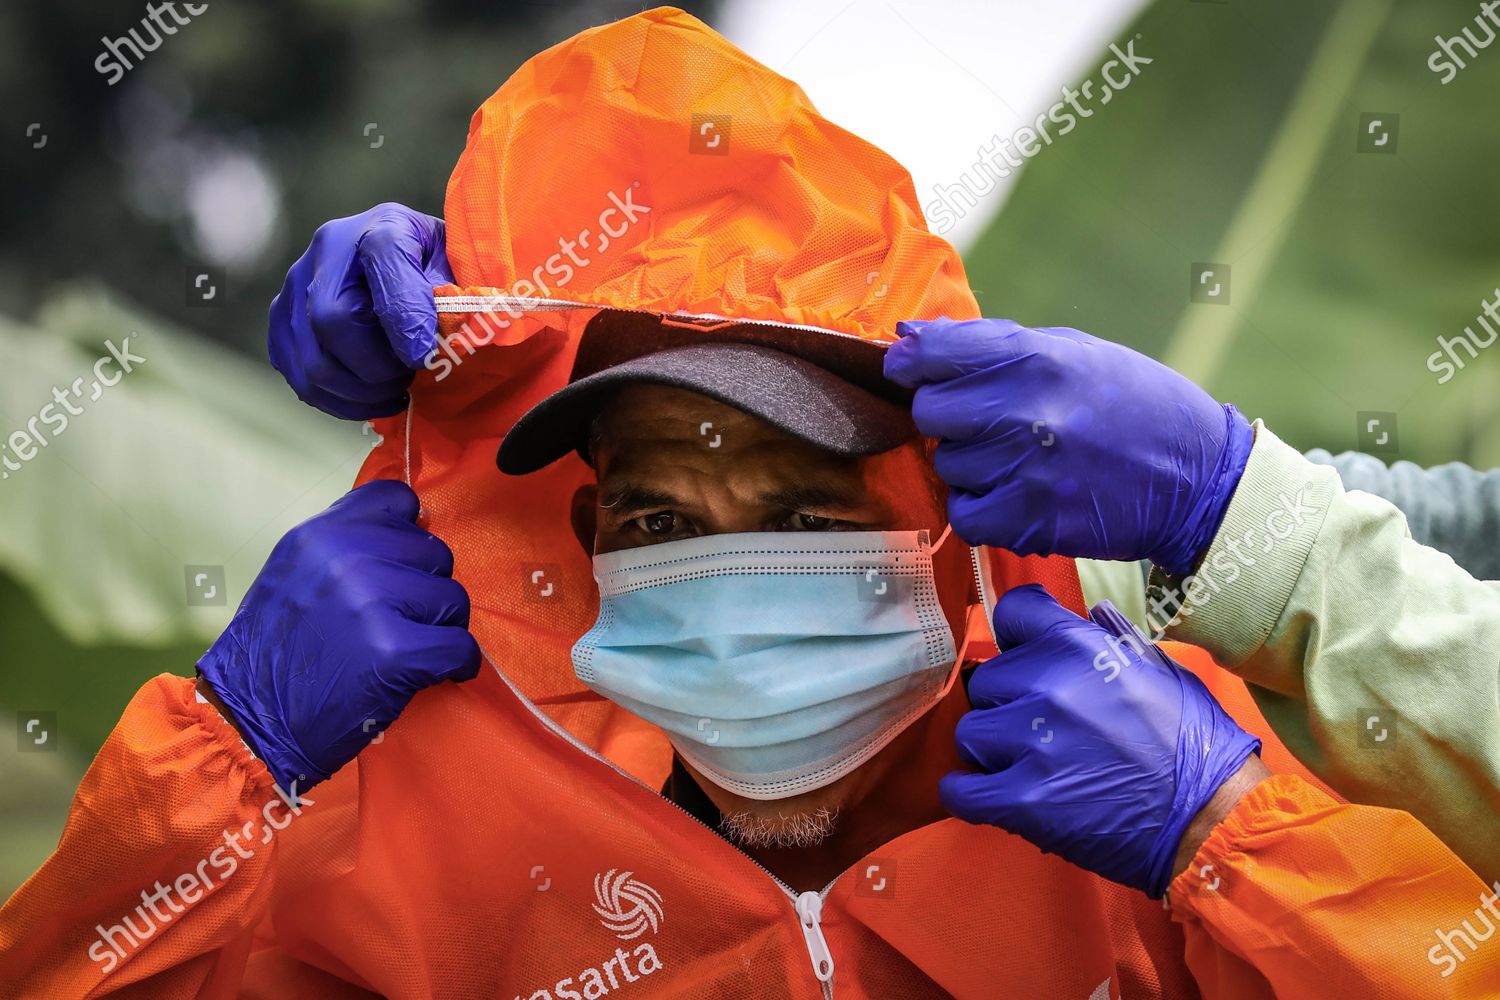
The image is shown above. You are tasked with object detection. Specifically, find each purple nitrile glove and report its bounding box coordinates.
[939,585,1261,898]
[269,203,453,420]
[884,318,1254,577]
[197,480,481,793]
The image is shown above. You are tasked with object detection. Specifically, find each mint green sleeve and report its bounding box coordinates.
[1143,421,1500,884]
[1074,557,1151,628]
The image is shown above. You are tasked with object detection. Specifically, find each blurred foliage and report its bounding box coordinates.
[0,287,363,645]
[965,0,1500,468]
[0,0,719,352]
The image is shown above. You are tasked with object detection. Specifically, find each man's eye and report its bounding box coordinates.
[784,512,835,531]
[633,511,680,537]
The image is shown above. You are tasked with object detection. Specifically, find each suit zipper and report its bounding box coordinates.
[789,542,995,993]
[970,543,998,646]
[796,891,836,997]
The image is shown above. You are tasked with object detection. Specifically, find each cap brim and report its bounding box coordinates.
[496,335,916,475]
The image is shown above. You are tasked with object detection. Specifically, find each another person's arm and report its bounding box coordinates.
[1306,448,1500,581]
[887,318,1500,885]
[943,586,1500,998]
[1148,423,1500,885]
[1077,448,1500,624]
[1079,439,1500,885]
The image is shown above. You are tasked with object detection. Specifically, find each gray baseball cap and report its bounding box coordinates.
[496,310,917,475]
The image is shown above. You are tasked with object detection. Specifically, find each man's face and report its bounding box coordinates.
[572,383,974,847]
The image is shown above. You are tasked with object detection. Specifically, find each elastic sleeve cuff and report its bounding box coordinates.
[1146,421,1338,665]
[193,684,264,764]
[174,675,275,793]
[1166,772,1325,904]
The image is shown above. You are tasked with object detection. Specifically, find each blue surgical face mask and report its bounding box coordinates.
[573,525,968,800]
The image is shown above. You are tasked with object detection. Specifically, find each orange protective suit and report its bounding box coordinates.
[2,8,1496,999]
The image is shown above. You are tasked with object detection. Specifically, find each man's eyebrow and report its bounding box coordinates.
[598,483,681,511]
[759,482,866,512]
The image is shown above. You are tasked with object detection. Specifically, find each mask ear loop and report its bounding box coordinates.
[928,521,980,668]
[930,521,999,664]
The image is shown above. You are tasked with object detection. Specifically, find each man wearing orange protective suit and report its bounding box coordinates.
[2,8,1497,999]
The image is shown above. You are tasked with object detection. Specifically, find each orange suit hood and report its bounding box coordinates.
[359,5,1086,781]
[438,5,980,338]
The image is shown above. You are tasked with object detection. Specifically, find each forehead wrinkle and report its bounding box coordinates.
[757,477,866,513]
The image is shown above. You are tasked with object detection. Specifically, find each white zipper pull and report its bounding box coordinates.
[795,891,835,985]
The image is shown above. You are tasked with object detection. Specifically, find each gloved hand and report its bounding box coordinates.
[269,203,453,419]
[884,318,1255,577]
[197,480,481,793]
[940,585,1262,898]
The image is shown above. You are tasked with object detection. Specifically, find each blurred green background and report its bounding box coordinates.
[2,0,1497,897]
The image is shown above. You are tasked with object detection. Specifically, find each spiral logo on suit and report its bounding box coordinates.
[592,870,664,940]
